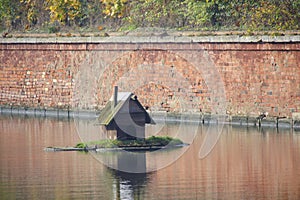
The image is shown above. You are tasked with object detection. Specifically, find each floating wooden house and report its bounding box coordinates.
[98,86,155,140]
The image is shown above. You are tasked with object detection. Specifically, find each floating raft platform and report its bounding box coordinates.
[44,147,96,152]
[44,144,188,152]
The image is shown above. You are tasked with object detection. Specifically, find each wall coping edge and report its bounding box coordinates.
[1,35,300,44]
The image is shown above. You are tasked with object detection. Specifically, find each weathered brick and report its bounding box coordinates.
[0,42,299,118]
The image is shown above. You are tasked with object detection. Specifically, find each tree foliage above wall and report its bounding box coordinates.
[0,0,299,33]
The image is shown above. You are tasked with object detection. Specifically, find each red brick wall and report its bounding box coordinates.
[0,42,299,118]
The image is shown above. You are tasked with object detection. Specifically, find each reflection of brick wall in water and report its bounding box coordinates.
[0,41,299,118]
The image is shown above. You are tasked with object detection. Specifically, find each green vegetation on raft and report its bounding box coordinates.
[75,136,184,149]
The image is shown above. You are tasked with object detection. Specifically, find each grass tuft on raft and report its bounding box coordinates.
[75,136,183,148]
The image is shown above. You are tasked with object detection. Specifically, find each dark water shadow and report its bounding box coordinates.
[108,168,152,199]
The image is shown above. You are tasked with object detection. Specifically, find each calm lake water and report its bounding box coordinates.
[0,115,300,199]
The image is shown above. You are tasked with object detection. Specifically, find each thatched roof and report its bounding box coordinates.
[98,92,155,126]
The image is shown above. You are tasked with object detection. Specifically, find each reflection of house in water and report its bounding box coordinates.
[103,151,148,199]
[98,86,155,140]
[98,141,147,173]
[109,168,149,200]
